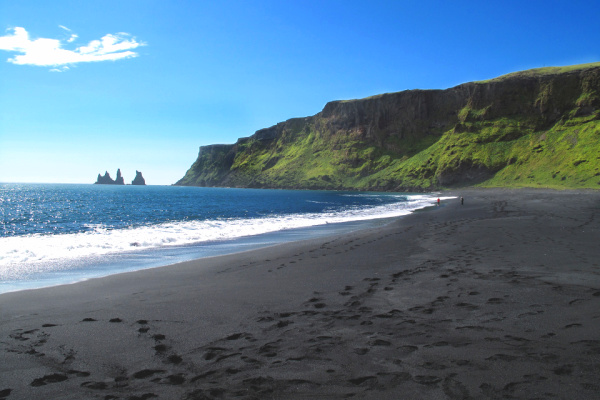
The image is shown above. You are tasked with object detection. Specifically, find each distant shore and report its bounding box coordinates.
[1,188,599,399]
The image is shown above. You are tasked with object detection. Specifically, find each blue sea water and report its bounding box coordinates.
[0,183,439,294]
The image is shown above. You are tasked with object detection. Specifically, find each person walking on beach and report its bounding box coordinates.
[437,198,440,206]
[461,196,464,205]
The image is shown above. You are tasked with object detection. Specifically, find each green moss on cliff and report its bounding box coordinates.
[177,144,235,186]
[481,116,600,188]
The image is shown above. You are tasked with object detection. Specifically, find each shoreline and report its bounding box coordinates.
[1,188,599,399]
[0,188,437,296]
[0,217,395,297]
[0,201,429,296]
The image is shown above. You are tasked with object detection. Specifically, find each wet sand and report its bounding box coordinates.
[1,188,599,399]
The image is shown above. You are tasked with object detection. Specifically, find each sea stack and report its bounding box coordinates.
[115,169,125,185]
[95,171,115,184]
[131,171,146,185]
[95,169,126,185]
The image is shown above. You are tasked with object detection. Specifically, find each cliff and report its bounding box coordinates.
[176,62,600,191]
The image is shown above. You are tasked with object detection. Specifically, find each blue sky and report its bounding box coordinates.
[1,0,598,185]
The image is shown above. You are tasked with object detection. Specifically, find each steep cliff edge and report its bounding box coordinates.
[176,63,600,190]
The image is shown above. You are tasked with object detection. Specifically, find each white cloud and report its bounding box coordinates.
[0,26,145,70]
[50,66,70,73]
[58,25,78,43]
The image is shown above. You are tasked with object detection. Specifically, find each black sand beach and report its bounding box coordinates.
[1,188,599,400]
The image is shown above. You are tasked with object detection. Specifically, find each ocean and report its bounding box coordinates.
[0,183,439,294]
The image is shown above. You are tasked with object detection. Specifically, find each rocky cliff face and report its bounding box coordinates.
[176,63,600,190]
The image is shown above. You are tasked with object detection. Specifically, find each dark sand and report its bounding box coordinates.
[1,188,599,400]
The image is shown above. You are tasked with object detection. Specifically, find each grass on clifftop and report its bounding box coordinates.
[478,62,600,83]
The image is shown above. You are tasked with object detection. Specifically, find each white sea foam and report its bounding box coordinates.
[0,194,437,281]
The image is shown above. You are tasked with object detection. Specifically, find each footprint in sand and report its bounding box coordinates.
[442,377,471,399]
[413,375,442,385]
[126,392,159,400]
[273,320,293,329]
[553,364,573,375]
[30,373,68,387]
[398,345,418,355]
[455,302,479,310]
[305,297,326,309]
[339,285,354,296]
[348,376,377,386]
[10,329,38,342]
[564,323,582,329]
[80,381,108,390]
[152,373,186,385]
[167,355,183,364]
[136,320,150,333]
[154,343,168,353]
[371,339,392,346]
[225,332,249,341]
[132,369,166,379]
[421,361,448,370]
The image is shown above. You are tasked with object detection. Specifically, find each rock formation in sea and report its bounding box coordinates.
[175,62,600,191]
[115,169,125,185]
[95,169,125,185]
[95,171,115,184]
[131,171,146,185]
